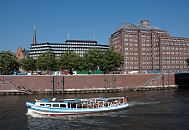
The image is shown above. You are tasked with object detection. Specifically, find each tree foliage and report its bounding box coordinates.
[83,49,103,72]
[82,49,123,73]
[15,49,123,73]
[20,56,36,72]
[100,49,124,73]
[58,51,81,71]
[0,51,19,75]
[36,50,57,73]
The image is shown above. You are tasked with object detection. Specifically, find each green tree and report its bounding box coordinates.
[101,49,124,73]
[0,51,19,75]
[58,51,81,71]
[20,56,36,72]
[83,49,103,72]
[36,50,57,74]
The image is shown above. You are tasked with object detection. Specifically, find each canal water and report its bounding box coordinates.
[0,89,189,130]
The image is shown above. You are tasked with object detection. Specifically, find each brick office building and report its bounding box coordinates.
[109,20,189,73]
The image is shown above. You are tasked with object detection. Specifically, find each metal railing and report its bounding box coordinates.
[0,78,32,94]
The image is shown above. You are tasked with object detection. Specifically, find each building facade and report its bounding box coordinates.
[29,40,109,59]
[28,28,109,59]
[109,20,189,73]
[16,48,28,60]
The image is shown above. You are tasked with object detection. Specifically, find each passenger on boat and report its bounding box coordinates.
[125,97,129,102]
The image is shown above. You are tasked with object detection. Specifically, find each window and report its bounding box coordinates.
[46,104,51,107]
[40,104,45,106]
[60,104,66,108]
[71,103,77,108]
[53,104,59,107]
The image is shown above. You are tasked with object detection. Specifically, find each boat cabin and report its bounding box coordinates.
[34,97,128,109]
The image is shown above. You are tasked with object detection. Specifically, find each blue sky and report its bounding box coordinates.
[0,0,189,52]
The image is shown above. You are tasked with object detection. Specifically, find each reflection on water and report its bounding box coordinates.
[1,89,189,130]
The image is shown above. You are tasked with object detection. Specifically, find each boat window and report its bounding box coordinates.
[40,104,45,106]
[46,104,51,107]
[60,104,66,108]
[71,103,77,108]
[68,103,71,108]
[53,104,59,107]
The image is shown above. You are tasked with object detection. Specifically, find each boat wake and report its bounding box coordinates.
[26,111,47,118]
[128,101,162,107]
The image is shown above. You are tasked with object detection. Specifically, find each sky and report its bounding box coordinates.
[0,0,189,52]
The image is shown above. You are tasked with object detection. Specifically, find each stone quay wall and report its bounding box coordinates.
[0,74,176,94]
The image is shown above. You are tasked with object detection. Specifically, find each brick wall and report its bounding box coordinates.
[0,74,176,92]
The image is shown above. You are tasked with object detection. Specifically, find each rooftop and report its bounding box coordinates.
[116,20,164,31]
[65,40,97,43]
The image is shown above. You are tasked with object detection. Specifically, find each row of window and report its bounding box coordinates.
[115,39,189,49]
[161,46,189,51]
[142,53,151,55]
[161,42,189,46]
[124,39,138,42]
[30,50,86,56]
[142,66,153,69]
[162,66,187,69]
[66,42,96,45]
[40,103,66,108]
[141,43,151,47]
[162,57,187,60]
[126,30,136,33]
[125,65,188,70]
[125,52,138,56]
[124,42,138,46]
[124,46,160,52]
[162,39,189,42]
[125,57,138,60]
[161,51,189,55]
[125,66,159,70]
[141,35,151,38]
[126,60,160,63]
[125,66,138,69]
[30,47,108,54]
[162,61,186,64]
[125,34,138,38]
[31,44,108,49]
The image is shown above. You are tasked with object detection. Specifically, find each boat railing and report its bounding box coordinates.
[142,74,163,88]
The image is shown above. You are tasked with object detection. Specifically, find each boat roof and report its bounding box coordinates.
[35,97,126,104]
[63,99,82,103]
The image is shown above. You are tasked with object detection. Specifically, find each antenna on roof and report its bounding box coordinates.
[33,26,37,45]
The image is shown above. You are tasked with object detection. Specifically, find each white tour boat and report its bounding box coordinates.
[26,97,129,116]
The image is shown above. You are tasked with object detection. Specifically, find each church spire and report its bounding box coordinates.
[33,26,37,45]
